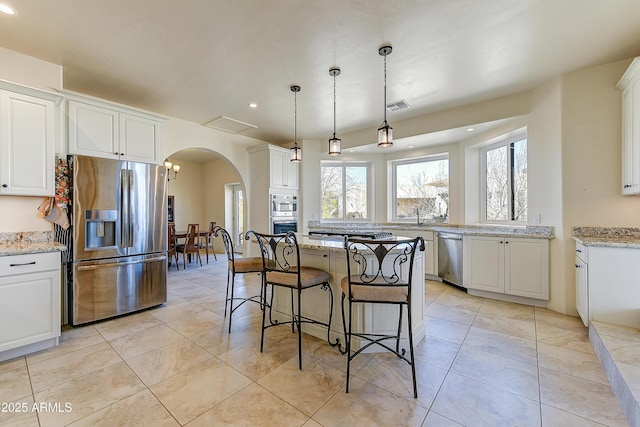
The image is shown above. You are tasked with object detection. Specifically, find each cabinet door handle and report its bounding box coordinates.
[576,249,582,253]
[575,264,581,268]
[505,241,509,244]
[1,184,7,188]
[499,241,503,244]
[10,261,36,267]
[624,184,632,188]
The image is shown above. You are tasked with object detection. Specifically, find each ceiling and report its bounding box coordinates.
[2,0,640,151]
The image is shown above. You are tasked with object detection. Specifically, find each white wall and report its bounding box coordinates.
[166,159,205,231]
[204,158,242,254]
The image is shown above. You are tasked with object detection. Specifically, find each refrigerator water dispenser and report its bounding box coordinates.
[84,209,117,249]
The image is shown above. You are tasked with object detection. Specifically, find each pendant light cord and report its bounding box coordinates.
[333,74,337,136]
[294,89,297,144]
[383,52,387,123]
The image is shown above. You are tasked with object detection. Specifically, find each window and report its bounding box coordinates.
[482,134,527,223]
[392,156,449,221]
[321,163,369,220]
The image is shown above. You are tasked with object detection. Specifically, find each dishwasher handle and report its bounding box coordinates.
[438,233,463,241]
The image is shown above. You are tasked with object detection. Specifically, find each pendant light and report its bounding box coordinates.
[328,67,341,156]
[377,45,393,148]
[290,85,302,162]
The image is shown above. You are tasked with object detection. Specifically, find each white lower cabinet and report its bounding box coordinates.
[575,242,589,326]
[575,242,640,329]
[463,235,549,301]
[0,252,61,361]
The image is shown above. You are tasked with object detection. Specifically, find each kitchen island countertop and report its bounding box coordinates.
[308,222,554,239]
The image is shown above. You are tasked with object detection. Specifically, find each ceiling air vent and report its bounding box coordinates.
[204,116,257,134]
[386,100,410,112]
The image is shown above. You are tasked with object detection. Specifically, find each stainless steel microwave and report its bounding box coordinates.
[272,194,297,217]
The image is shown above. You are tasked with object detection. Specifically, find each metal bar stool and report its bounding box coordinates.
[213,226,264,332]
[342,236,425,397]
[247,230,341,370]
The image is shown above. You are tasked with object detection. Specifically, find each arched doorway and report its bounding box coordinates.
[164,147,247,256]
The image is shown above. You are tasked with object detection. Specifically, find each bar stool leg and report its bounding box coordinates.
[407,303,417,398]
[228,272,236,333]
[297,289,302,370]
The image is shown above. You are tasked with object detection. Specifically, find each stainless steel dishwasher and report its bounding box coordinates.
[437,232,464,287]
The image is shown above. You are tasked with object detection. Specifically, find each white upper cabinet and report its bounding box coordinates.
[65,91,164,164]
[67,101,118,159]
[119,113,162,163]
[617,57,640,195]
[270,147,299,190]
[0,81,60,196]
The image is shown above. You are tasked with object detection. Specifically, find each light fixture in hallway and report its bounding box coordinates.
[164,160,181,181]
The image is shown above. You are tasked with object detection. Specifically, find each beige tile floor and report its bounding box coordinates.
[0,255,629,426]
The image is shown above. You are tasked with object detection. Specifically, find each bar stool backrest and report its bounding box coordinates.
[247,231,300,281]
[344,236,425,298]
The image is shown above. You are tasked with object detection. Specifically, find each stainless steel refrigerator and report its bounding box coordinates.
[68,155,167,325]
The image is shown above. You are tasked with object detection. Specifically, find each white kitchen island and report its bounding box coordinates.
[264,235,425,353]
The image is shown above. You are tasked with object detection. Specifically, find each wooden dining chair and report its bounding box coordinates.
[200,221,218,263]
[176,223,202,268]
[167,222,179,269]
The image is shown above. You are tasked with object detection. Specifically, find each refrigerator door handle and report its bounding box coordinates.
[128,169,134,247]
[76,256,167,270]
[120,168,129,248]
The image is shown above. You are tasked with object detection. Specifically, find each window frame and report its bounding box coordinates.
[320,161,371,222]
[390,154,450,222]
[480,131,528,224]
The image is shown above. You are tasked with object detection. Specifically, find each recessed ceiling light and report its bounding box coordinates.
[408,145,415,148]
[248,103,258,108]
[0,4,16,15]
[349,149,355,153]
[466,128,475,132]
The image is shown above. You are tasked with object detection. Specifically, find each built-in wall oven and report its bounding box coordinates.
[271,194,298,234]
[271,194,297,217]
[272,219,298,234]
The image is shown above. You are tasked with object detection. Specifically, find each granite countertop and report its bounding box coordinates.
[573,227,640,249]
[297,236,347,253]
[0,231,67,256]
[308,222,554,239]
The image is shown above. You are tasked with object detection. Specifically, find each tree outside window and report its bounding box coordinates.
[321,163,368,220]
[484,137,527,222]
[392,156,449,221]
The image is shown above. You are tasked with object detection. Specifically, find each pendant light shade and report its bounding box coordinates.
[328,67,341,156]
[377,45,393,148]
[290,85,302,162]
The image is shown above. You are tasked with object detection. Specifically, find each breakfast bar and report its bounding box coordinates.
[266,235,425,352]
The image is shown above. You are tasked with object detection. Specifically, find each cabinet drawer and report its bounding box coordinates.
[575,241,587,263]
[0,252,60,277]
